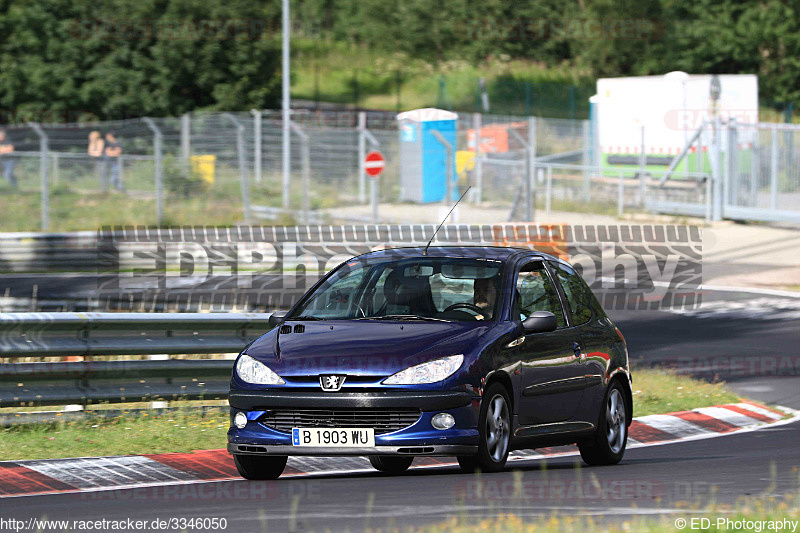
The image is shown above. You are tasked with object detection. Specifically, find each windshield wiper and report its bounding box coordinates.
[359,314,451,322]
[285,315,324,321]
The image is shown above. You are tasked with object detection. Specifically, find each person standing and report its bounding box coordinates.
[88,130,105,187]
[0,129,17,187]
[103,131,123,191]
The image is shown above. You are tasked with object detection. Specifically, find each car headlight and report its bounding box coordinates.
[235,354,285,385]
[383,354,464,385]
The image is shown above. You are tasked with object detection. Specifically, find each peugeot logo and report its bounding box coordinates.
[319,375,346,392]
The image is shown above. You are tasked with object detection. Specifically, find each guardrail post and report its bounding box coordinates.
[251,109,262,184]
[224,113,251,223]
[618,171,624,217]
[142,118,164,224]
[29,123,49,231]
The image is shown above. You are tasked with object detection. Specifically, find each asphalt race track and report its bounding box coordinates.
[3,418,799,531]
[1,285,798,531]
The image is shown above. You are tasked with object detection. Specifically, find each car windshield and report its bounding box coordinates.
[286,257,504,322]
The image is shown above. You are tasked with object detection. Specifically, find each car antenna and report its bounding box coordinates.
[423,186,471,256]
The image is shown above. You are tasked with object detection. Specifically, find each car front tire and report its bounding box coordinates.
[368,455,413,474]
[458,383,511,474]
[578,380,628,466]
[233,454,288,480]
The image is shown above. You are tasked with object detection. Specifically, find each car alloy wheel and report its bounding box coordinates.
[578,380,629,466]
[458,383,511,473]
[606,388,626,454]
[486,393,510,463]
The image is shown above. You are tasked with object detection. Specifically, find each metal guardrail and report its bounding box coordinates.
[0,312,271,408]
[0,312,271,358]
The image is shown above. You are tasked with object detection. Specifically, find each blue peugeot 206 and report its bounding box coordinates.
[227,246,632,479]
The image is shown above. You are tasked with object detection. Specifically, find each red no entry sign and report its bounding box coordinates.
[364,150,385,177]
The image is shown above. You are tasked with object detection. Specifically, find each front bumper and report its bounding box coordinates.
[228,443,477,456]
[227,389,480,455]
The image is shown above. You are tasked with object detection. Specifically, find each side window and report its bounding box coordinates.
[550,261,595,325]
[515,261,566,328]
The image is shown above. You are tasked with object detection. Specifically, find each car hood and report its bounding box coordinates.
[244,320,495,377]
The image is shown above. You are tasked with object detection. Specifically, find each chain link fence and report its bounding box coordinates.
[2,109,798,231]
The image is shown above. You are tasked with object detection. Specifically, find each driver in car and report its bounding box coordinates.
[473,276,498,319]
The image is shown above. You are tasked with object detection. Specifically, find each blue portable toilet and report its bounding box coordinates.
[396,108,458,203]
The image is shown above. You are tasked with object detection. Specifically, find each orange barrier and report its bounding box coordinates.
[491,224,569,261]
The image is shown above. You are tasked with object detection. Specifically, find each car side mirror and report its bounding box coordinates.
[268,312,287,329]
[522,311,558,334]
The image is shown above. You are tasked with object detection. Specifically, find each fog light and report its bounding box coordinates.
[234,411,248,429]
[431,413,455,430]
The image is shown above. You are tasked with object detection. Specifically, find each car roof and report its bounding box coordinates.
[353,245,559,262]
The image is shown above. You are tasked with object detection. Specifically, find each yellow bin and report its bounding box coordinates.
[191,154,216,185]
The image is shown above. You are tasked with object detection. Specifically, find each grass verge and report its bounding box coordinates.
[632,369,741,417]
[0,370,758,461]
[426,488,800,532]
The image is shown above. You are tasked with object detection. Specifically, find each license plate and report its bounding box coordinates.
[292,427,375,447]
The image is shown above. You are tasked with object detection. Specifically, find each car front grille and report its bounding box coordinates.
[258,408,422,435]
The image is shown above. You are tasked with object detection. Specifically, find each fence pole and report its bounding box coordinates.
[51,153,59,188]
[639,125,646,207]
[582,119,590,201]
[362,125,381,224]
[509,126,534,221]
[770,128,778,209]
[711,115,723,221]
[524,157,533,221]
[118,156,124,190]
[302,131,310,223]
[749,126,758,202]
[224,113,251,223]
[371,172,379,224]
[289,121,310,223]
[281,0,291,210]
[358,112,366,203]
[29,123,49,231]
[142,118,163,225]
[545,165,552,215]
[729,118,739,206]
[618,171,624,217]
[251,109,262,184]
[528,117,537,218]
[473,113,482,203]
[696,131,703,174]
[180,113,190,172]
